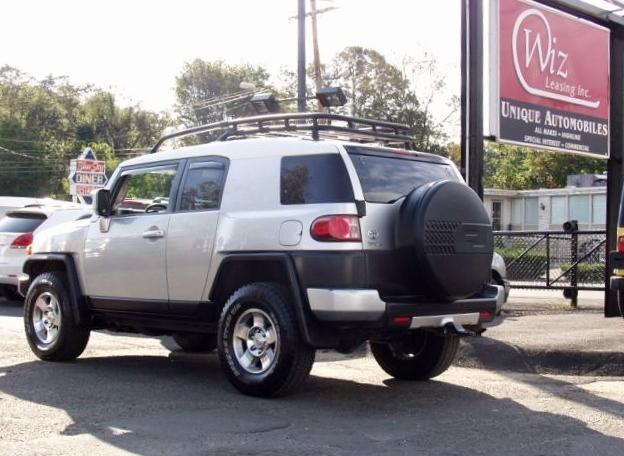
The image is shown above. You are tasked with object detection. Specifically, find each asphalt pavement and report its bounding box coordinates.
[0,293,622,456]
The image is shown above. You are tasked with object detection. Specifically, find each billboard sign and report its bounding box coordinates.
[490,0,610,157]
[68,147,107,204]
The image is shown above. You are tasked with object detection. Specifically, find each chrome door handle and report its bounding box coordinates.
[142,228,165,239]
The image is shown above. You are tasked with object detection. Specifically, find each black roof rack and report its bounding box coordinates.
[150,112,415,154]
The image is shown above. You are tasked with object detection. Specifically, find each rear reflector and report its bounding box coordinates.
[479,310,493,321]
[10,232,33,249]
[310,215,361,242]
[618,236,624,253]
[392,316,412,326]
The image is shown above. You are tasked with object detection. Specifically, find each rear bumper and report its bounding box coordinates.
[609,252,624,291]
[610,275,624,291]
[0,274,23,288]
[0,257,27,293]
[18,276,30,296]
[306,285,502,329]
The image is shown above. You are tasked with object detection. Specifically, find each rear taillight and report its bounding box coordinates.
[618,236,624,253]
[310,215,361,242]
[10,232,33,249]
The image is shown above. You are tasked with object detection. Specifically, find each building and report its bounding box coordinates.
[484,174,607,231]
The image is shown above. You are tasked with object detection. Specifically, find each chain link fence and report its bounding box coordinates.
[494,230,606,291]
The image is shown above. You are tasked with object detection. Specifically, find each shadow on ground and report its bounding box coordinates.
[0,298,23,317]
[458,336,624,376]
[0,351,623,455]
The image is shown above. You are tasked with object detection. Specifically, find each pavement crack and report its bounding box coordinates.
[247,422,291,434]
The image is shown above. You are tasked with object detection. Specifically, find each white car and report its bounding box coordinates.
[0,196,77,219]
[0,205,89,301]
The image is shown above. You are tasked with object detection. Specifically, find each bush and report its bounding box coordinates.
[496,247,548,281]
[559,263,604,284]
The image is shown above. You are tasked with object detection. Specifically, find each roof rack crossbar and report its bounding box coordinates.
[150,112,415,154]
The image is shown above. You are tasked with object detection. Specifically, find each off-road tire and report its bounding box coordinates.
[218,282,315,397]
[370,330,459,380]
[172,333,218,352]
[24,272,90,361]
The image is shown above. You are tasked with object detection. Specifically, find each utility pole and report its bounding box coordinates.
[460,0,484,199]
[310,0,323,110]
[297,0,307,112]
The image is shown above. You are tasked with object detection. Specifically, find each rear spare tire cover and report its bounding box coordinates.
[396,180,493,301]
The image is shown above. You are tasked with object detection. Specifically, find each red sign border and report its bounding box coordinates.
[488,0,611,158]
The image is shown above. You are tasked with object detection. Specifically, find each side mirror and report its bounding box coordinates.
[94,188,112,217]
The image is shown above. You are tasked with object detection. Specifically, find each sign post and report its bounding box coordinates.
[68,147,107,205]
[461,0,485,199]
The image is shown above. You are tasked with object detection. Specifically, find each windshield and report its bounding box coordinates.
[347,148,460,204]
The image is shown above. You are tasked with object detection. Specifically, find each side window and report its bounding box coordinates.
[179,161,226,211]
[113,164,178,215]
[280,154,354,205]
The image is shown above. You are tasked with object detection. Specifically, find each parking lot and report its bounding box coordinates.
[0,294,622,455]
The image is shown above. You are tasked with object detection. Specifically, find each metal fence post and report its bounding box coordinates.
[570,231,579,308]
[546,233,550,286]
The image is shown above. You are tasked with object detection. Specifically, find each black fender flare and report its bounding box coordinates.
[210,253,339,348]
[22,253,88,326]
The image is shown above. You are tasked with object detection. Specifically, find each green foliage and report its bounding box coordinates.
[175,59,271,126]
[559,263,605,283]
[323,47,448,153]
[125,170,175,201]
[496,247,547,281]
[0,66,170,198]
[484,143,606,190]
[325,47,409,119]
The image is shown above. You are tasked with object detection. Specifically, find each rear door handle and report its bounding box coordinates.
[142,228,165,239]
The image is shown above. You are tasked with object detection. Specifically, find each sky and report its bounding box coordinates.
[1,0,462,128]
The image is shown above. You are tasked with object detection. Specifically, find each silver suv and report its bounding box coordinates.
[21,113,504,397]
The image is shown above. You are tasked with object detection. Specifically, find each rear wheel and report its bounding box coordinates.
[218,282,315,397]
[24,272,90,361]
[370,330,459,380]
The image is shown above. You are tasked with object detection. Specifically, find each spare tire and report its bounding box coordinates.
[396,180,493,301]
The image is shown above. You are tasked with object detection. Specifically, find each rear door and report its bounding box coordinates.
[345,146,461,252]
[343,146,462,295]
[167,158,228,313]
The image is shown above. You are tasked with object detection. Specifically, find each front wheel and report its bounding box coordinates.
[370,330,459,380]
[24,272,90,361]
[218,283,315,397]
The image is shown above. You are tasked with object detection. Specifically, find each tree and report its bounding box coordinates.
[0,66,170,198]
[484,143,606,190]
[323,47,448,153]
[175,59,271,126]
[324,47,409,120]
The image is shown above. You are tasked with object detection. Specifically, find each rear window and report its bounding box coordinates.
[280,154,354,205]
[347,148,460,204]
[0,214,46,233]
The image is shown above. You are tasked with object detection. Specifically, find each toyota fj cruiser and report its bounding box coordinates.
[21,113,503,397]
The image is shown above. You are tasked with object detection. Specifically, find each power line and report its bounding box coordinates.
[0,144,40,160]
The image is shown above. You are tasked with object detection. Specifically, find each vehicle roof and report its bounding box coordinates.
[5,204,87,218]
[119,136,453,168]
[0,197,71,208]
